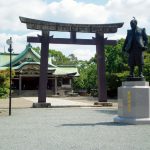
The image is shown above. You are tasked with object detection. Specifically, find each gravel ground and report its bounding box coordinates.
[0,107,150,150]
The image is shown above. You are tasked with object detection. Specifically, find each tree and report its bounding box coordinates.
[32,46,40,54]
[49,49,70,65]
[73,60,88,90]
[0,69,15,98]
[144,51,150,82]
[32,47,79,65]
[68,54,78,65]
[105,38,128,73]
[73,56,97,93]
[86,63,97,92]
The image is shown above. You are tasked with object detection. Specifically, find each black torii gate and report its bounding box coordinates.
[20,16,123,106]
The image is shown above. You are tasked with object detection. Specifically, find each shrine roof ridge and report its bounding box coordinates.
[20,16,124,33]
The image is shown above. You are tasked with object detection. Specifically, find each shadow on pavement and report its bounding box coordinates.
[60,121,131,127]
[95,109,118,115]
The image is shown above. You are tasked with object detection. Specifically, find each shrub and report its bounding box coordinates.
[106,72,128,97]
[0,69,15,98]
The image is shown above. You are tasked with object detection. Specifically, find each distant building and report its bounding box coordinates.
[0,44,79,96]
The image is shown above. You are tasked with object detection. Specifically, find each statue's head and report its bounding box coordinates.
[130,17,137,29]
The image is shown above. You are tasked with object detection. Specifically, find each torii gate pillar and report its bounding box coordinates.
[96,33,107,102]
[38,30,49,103]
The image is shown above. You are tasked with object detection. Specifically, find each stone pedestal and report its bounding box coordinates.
[94,102,113,107]
[114,81,150,124]
[33,103,51,108]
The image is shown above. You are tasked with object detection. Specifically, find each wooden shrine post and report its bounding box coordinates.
[38,30,49,103]
[20,16,123,107]
[96,33,107,102]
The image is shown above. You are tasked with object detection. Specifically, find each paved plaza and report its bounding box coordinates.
[0,96,90,108]
[0,97,150,150]
[0,96,117,109]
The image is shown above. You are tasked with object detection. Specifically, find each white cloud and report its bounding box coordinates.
[0,0,46,32]
[0,0,150,60]
[0,0,109,33]
[44,44,96,61]
[44,0,108,22]
[0,31,42,53]
[72,47,96,60]
[106,0,150,28]
[0,0,108,58]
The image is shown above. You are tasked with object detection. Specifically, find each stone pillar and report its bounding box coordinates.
[70,78,72,90]
[114,81,150,124]
[19,74,22,95]
[69,78,72,85]
[54,77,57,95]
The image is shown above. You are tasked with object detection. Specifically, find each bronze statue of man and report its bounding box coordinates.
[123,18,148,78]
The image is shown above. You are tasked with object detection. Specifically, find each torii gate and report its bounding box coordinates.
[20,16,123,107]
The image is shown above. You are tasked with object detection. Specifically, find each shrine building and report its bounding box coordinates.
[0,44,79,96]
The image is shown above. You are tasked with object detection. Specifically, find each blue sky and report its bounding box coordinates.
[46,0,108,5]
[0,0,150,60]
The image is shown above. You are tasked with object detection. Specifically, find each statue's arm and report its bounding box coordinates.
[142,28,148,48]
[122,38,127,52]
[122,31,129,52]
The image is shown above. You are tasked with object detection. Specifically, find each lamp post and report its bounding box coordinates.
[6,37,13,116]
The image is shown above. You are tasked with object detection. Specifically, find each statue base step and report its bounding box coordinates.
[114,116,150,125]
[126,77,145,81]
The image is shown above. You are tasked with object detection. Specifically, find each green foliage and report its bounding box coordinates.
[144,51,150,82]
[48,49,79,65]
[106,72,129,97]
[73,56,97,93]
[105,39,128,73]
[73,61,88,90]
[32,46,40,54]
[32,47,78,65]
[86,63,97,92]
[49,49,70,65]
[73,40,130,96]
[0,70,9,98]
[73,37,150,97]
[68,54,78,65]
[0,69,15,98]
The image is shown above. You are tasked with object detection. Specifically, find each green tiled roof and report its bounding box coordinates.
[0,44,79,76]
[53,67,79,76]
[2,44,56,68]
[12,62,55,71]
[2,44,39,67]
